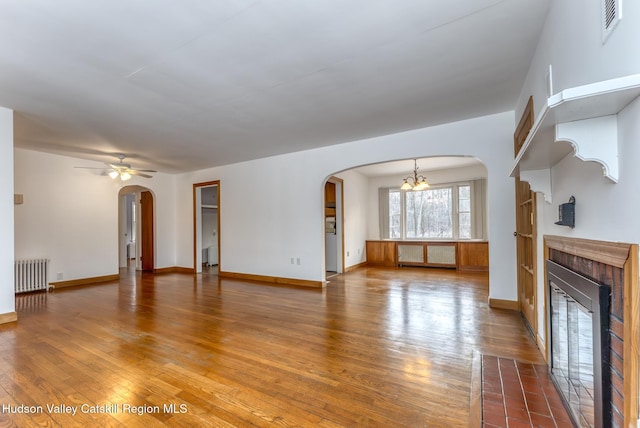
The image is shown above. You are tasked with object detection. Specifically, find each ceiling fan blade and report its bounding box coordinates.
[108,162,131,169]
[129,171,153,178]
[77,154,155,178]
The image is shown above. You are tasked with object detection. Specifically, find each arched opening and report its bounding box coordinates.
[322,156,488,281]
[118,186,156,272]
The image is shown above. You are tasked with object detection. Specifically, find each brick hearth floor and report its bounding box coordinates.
[482,355,573,427]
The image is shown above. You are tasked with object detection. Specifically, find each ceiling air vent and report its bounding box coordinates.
[602,0,622,42]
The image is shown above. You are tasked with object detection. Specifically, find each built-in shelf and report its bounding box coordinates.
[202,204,218,209]
[510,74,640,202]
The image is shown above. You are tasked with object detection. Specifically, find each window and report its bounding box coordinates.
[458,185,471,239]
[405,187,452,238]
[389,190,401,239]
[386,183,474,240]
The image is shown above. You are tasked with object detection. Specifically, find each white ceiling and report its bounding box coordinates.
[1,0,550,174]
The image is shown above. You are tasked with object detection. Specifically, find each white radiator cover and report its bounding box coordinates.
[397,243,457,266]
[398,245,424,263]
[427,245,456,265]
[207,245,219,266]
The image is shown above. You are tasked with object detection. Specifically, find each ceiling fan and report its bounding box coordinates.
[75,154,156,181]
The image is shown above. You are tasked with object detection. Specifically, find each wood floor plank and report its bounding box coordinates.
[0,266,545,427]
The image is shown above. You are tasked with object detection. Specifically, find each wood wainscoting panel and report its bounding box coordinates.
[365,240,397,267]
[458,242,489,272]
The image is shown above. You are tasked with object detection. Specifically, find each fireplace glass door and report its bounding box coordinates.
[550,282,595,427]
[547,260,610,428]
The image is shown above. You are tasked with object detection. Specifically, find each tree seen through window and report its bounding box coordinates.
[388,184,471,240]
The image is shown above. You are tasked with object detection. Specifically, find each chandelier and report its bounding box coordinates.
[401,159,430,191]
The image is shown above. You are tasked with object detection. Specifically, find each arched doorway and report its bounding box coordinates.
[324,156,488,279]
[118,186,156,272]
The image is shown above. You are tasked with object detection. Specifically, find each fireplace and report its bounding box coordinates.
[544,235,639,428]
[547,260,611,427]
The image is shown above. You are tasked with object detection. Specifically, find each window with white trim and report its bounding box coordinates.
[386,182,477,240]
[458,185,471,239]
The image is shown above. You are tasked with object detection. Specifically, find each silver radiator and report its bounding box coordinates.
[14,259,50,293]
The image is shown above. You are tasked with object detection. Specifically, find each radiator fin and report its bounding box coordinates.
[14,259,50,293]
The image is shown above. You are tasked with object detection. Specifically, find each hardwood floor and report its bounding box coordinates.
[1,267,545,427]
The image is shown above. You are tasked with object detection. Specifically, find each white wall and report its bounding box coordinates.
[543,98,640,242]
[366,163,488,240]
[152,177,177,269]
[0,107,14,317]
[516,0,640,119]
[531,83,640,418]
[14,149,177,282]
[174,111,517,300]
[514,0,640,344]
[202,208,217,250]
[334,170,369,268]
[201,186,218,253]
[12,113,517,300]
[118,193,135,267]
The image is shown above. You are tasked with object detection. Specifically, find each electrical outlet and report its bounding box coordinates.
[56,272,63,280]
[296,257,300,265]
[347,251,350,257]
[290,257,294,264]
[358,248,361,254]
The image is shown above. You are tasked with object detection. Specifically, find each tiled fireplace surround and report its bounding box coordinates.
[544,236,638,428]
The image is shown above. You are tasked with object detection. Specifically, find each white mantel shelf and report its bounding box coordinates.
[510,74,640,202]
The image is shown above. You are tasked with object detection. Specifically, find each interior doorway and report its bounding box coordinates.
[119,193,136,268]
[193,181,220,274]
[514,97,537,336]
[118,186,155,272]
[140,191,154,271]
[324,177,344,278]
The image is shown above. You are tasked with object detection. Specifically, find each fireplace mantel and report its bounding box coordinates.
[545,235,631,268]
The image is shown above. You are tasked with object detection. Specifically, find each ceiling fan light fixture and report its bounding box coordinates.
[75,154,155,180]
